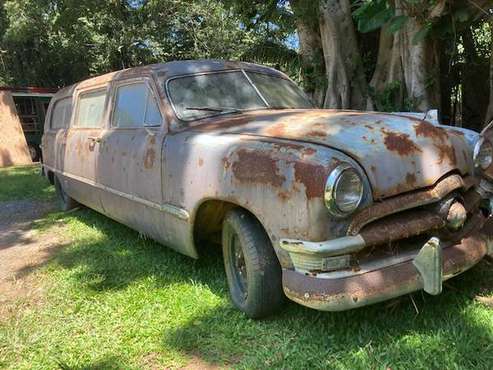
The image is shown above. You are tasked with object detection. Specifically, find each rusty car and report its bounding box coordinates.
[41,60,493,318]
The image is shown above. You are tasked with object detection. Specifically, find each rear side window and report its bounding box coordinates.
[75,89,107,128]
[50,97,72,129]
[113,83,162,128]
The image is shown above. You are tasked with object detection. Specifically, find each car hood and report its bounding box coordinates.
[191,109,475,199]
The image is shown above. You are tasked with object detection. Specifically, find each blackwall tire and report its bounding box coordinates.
[54,176,79,211]
[222,208,284,318]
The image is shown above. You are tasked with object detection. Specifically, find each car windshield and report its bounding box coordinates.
[167,70,313,120]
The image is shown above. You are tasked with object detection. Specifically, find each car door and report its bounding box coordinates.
[42,96,71,174]
[97,77,167,237]
[62,86,109,212]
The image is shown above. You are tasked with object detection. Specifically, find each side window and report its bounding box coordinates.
[75,89,107,128]
[50,97,72,129]
[113,82,162,128]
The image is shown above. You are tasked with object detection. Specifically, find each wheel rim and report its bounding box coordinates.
[28,146,37,161]
[230,232,248,299]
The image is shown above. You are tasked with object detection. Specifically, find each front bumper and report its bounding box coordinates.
[281,216,493,311]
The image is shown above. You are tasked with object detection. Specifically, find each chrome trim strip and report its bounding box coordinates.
[280,235,366,257]
[241,69,269,106]
[44,165,190,220]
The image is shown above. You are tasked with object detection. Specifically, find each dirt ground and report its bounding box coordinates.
[0,199,224,368]
[0,199,64,319]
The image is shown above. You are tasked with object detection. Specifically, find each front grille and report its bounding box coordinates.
[348,174,476,235]
[350,174,481,251]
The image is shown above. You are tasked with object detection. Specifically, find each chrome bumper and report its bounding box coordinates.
[280,216,493,311]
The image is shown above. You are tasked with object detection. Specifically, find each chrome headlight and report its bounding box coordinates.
[474,137,493,170]
[325,163,364,217]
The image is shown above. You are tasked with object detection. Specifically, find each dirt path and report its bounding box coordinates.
[0,199,65,319]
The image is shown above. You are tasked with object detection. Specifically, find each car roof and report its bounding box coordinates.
[52,60,287,100]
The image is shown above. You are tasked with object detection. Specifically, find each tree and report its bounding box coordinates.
[290,0,325,106]
[487,18,493,124]
[0,0,283,87]
[319,0,370,109]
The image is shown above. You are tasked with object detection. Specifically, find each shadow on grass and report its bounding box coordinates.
[57,356,124,370]
[49,208,227,296]
[43,207,493,368]
[162,261,493,368]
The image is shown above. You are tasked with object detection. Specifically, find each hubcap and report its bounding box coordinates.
[231,233,248,299]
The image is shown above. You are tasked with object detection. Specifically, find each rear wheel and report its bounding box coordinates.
[54,176,79,211]
[222,208,284,318]
[28,144,39,162]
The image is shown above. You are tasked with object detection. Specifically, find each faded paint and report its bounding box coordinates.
[190,109,474,199]
[40,60,489,314]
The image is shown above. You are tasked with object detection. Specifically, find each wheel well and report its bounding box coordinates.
[193,200,238,246]
[192,200,284,267]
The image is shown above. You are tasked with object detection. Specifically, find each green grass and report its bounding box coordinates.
[0,165,54,202]
[0,167,493,369]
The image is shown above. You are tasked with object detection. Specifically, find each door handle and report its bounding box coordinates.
[88,136,102,143]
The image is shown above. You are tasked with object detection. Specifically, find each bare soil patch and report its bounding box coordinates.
[0,199,66,319]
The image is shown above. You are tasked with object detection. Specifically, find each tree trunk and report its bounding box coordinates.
[486,19,493,126]
[462,25,489,131]
[290,0,326,107]
[318,0,370,110]
[369,0,441,112]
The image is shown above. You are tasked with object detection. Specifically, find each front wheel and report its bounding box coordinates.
[54,175,79,211]
[222,208,284,318]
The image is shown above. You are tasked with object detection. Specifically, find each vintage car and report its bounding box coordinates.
[41,60,493,318]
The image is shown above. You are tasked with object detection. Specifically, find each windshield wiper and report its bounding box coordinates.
[185,106,242,113]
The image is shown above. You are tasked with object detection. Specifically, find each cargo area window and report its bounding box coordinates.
[113,83,162,128]
[75,89,107,128]
[51,97,72,129]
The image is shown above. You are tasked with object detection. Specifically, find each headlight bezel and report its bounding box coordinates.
[324,163,364,217]
[473,137,493,170]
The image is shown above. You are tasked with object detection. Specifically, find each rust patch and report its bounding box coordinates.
[306,130,327,138]
[414,122,457,165]
[223,156,232,169]
[414,121,448,141]
[449,129,465,137]
[264,123,287,137]
[405,173,417,187]
[232,149,286,187]
[278,190,290,201]
[294,161,329,199]
[303,147,316,156]
[381,129,421,156]
[435,142,457,165]
[143,148,155,169]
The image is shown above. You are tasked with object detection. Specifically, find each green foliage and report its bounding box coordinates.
[369,81,418,112]
[0,0,295,87]
[353,0,393,33]
[386,15,409,34]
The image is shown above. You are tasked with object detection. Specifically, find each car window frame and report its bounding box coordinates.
[245,71,314,109]
[164,69,271,123]
[48,96,73,131]
[110,78,164,130]
[73,86,109,129]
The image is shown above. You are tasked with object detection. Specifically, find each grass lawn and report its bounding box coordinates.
[1,165,493,369]
[0,165,54,202]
